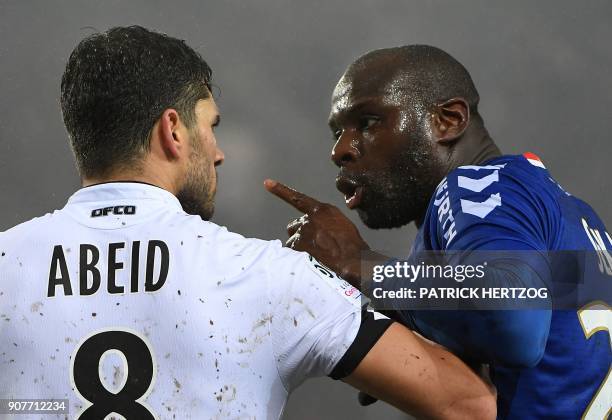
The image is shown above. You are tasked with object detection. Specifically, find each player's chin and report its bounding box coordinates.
[356,205,410,230]
[199,200,215,221]
[177,191,215,221]
[197,185,216,221]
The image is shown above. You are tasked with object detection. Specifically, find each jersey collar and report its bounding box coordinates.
[67,181,183,211]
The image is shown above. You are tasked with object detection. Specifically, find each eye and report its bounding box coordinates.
[211,115,221,131]
[330,126,343,140]
[359,115,380,131]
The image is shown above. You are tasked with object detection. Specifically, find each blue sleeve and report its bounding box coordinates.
[411,162,559,367]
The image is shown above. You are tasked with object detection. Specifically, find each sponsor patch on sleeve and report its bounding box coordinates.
[306,255,362,306]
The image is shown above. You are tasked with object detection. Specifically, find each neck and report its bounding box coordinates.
[448,122,501,172]
[414,121,501,229]
[465,132,501,166]
[82,168,178,195]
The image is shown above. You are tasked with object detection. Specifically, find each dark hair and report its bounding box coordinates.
[353,45,480,116]
[60,25,212,178]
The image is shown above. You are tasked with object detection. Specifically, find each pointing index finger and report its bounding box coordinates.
[264,179,323,214]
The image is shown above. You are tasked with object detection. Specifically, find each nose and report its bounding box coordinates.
[214,147,225,166]
[331,131,361,167]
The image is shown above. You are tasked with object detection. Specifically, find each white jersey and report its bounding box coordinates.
[0,183,389,419]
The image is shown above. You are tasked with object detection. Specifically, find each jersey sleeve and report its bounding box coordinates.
[430,160,561,252]
[427,161,559,292]
[265,242,392,391]
[413,160,559,366]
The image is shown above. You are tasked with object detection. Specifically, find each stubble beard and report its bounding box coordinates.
[176,131,216,221]
[357,132,443,230]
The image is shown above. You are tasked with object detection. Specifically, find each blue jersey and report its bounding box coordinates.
[409,153,611,419]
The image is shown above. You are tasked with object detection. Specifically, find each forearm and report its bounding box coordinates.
[344,323,497,419]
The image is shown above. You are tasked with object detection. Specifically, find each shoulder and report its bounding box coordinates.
[444,153,556,205]
[171,215,285,278]
[181,216,355,289]
[0,211,56,246]
[427,154,562,250]
[173,216,355,295]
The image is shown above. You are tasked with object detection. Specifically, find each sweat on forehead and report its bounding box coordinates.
[333,45,480,111]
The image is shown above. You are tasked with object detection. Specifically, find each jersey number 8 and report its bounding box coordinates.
[70,328,157,419]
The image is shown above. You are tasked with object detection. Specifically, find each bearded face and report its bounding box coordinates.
[354,135,441,229]
[176,129,217,221]
[349,121,444,230]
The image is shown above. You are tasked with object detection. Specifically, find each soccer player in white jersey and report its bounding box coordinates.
[0,26,495,419]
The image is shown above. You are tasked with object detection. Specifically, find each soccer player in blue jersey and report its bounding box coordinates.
[265,46,611,418]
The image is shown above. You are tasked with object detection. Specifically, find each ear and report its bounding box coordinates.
[157,108,184,160]
[431,98,470,144]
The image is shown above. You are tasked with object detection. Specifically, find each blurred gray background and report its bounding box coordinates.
[1,1,611,418]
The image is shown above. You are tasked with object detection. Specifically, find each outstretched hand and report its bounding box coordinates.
[264,179,369,286]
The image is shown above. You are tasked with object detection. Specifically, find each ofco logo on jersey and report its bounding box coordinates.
[91,205,137,217]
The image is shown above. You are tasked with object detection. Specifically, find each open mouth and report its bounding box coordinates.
[336,177,363,210]
[345,186,363,209]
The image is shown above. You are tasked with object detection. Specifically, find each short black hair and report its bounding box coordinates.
[61,25,212,178]
[351,45,480,115]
